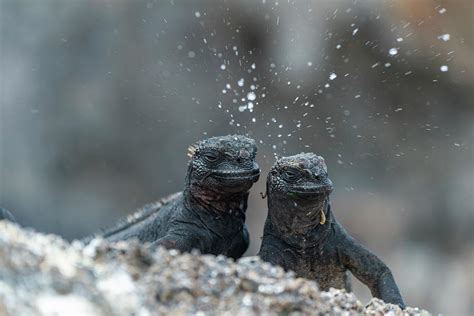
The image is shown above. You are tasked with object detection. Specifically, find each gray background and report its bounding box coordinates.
[1,0,472,314]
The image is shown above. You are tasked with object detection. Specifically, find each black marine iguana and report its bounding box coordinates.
[87,135,260,259]
[258,153,406,308]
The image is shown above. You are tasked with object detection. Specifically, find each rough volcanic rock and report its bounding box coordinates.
[0,222,430,315]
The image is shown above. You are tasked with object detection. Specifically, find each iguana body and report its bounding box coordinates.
[89,135,260,259]
[259,153,405,308]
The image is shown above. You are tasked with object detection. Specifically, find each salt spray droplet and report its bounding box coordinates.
[247,92,256,101]
[438,34,450,42]
[238,105,247,112]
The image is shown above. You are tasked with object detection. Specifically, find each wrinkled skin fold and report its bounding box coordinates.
[258,153,406,308]
[87,135,260,259]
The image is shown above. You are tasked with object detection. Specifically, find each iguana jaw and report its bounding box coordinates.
[288,184,333,195]
[212,168,260,182]
[206,168,260,193]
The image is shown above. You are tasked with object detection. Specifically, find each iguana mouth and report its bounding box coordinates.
[289,184,333,195]
[212,168,260,181]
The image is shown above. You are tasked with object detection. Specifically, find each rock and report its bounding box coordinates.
[0,222,430,315]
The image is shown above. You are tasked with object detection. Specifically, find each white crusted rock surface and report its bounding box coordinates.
[0,222,430,316]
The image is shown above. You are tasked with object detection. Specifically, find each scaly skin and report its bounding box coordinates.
[88,135,260,259]
[258,153,405,308]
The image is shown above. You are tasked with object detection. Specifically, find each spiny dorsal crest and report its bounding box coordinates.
[187,145,197,158]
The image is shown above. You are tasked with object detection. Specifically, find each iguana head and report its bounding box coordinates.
[186,135,260,194]
[267,153,333,226]
[268,153,333,196]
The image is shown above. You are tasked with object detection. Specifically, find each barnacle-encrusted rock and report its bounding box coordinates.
[0,222,430,315]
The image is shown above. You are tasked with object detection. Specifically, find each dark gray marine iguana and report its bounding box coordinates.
[258,153,406,308]
[85,135,260,259]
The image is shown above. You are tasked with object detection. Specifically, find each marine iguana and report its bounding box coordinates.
[258,153,405,308]
[87,135,260,259]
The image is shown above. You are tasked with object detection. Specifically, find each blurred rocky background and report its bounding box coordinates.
[0,0,472,314]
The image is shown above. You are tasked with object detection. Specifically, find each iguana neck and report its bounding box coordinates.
[183,183,248,219]
[267,193,332,247]
[183,163,249,218]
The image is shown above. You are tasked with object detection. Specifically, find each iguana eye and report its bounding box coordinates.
[282,169,299,181]
[203,152,218,162]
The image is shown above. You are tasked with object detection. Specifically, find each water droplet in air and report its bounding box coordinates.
[194,12,201,18]
[237,78,244,87]
[440,65,448,72]
[329,73,337,80]
[220,64,226,70]
[247,92,256,101]
[438,34,450,41]
[389,48,398,56]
